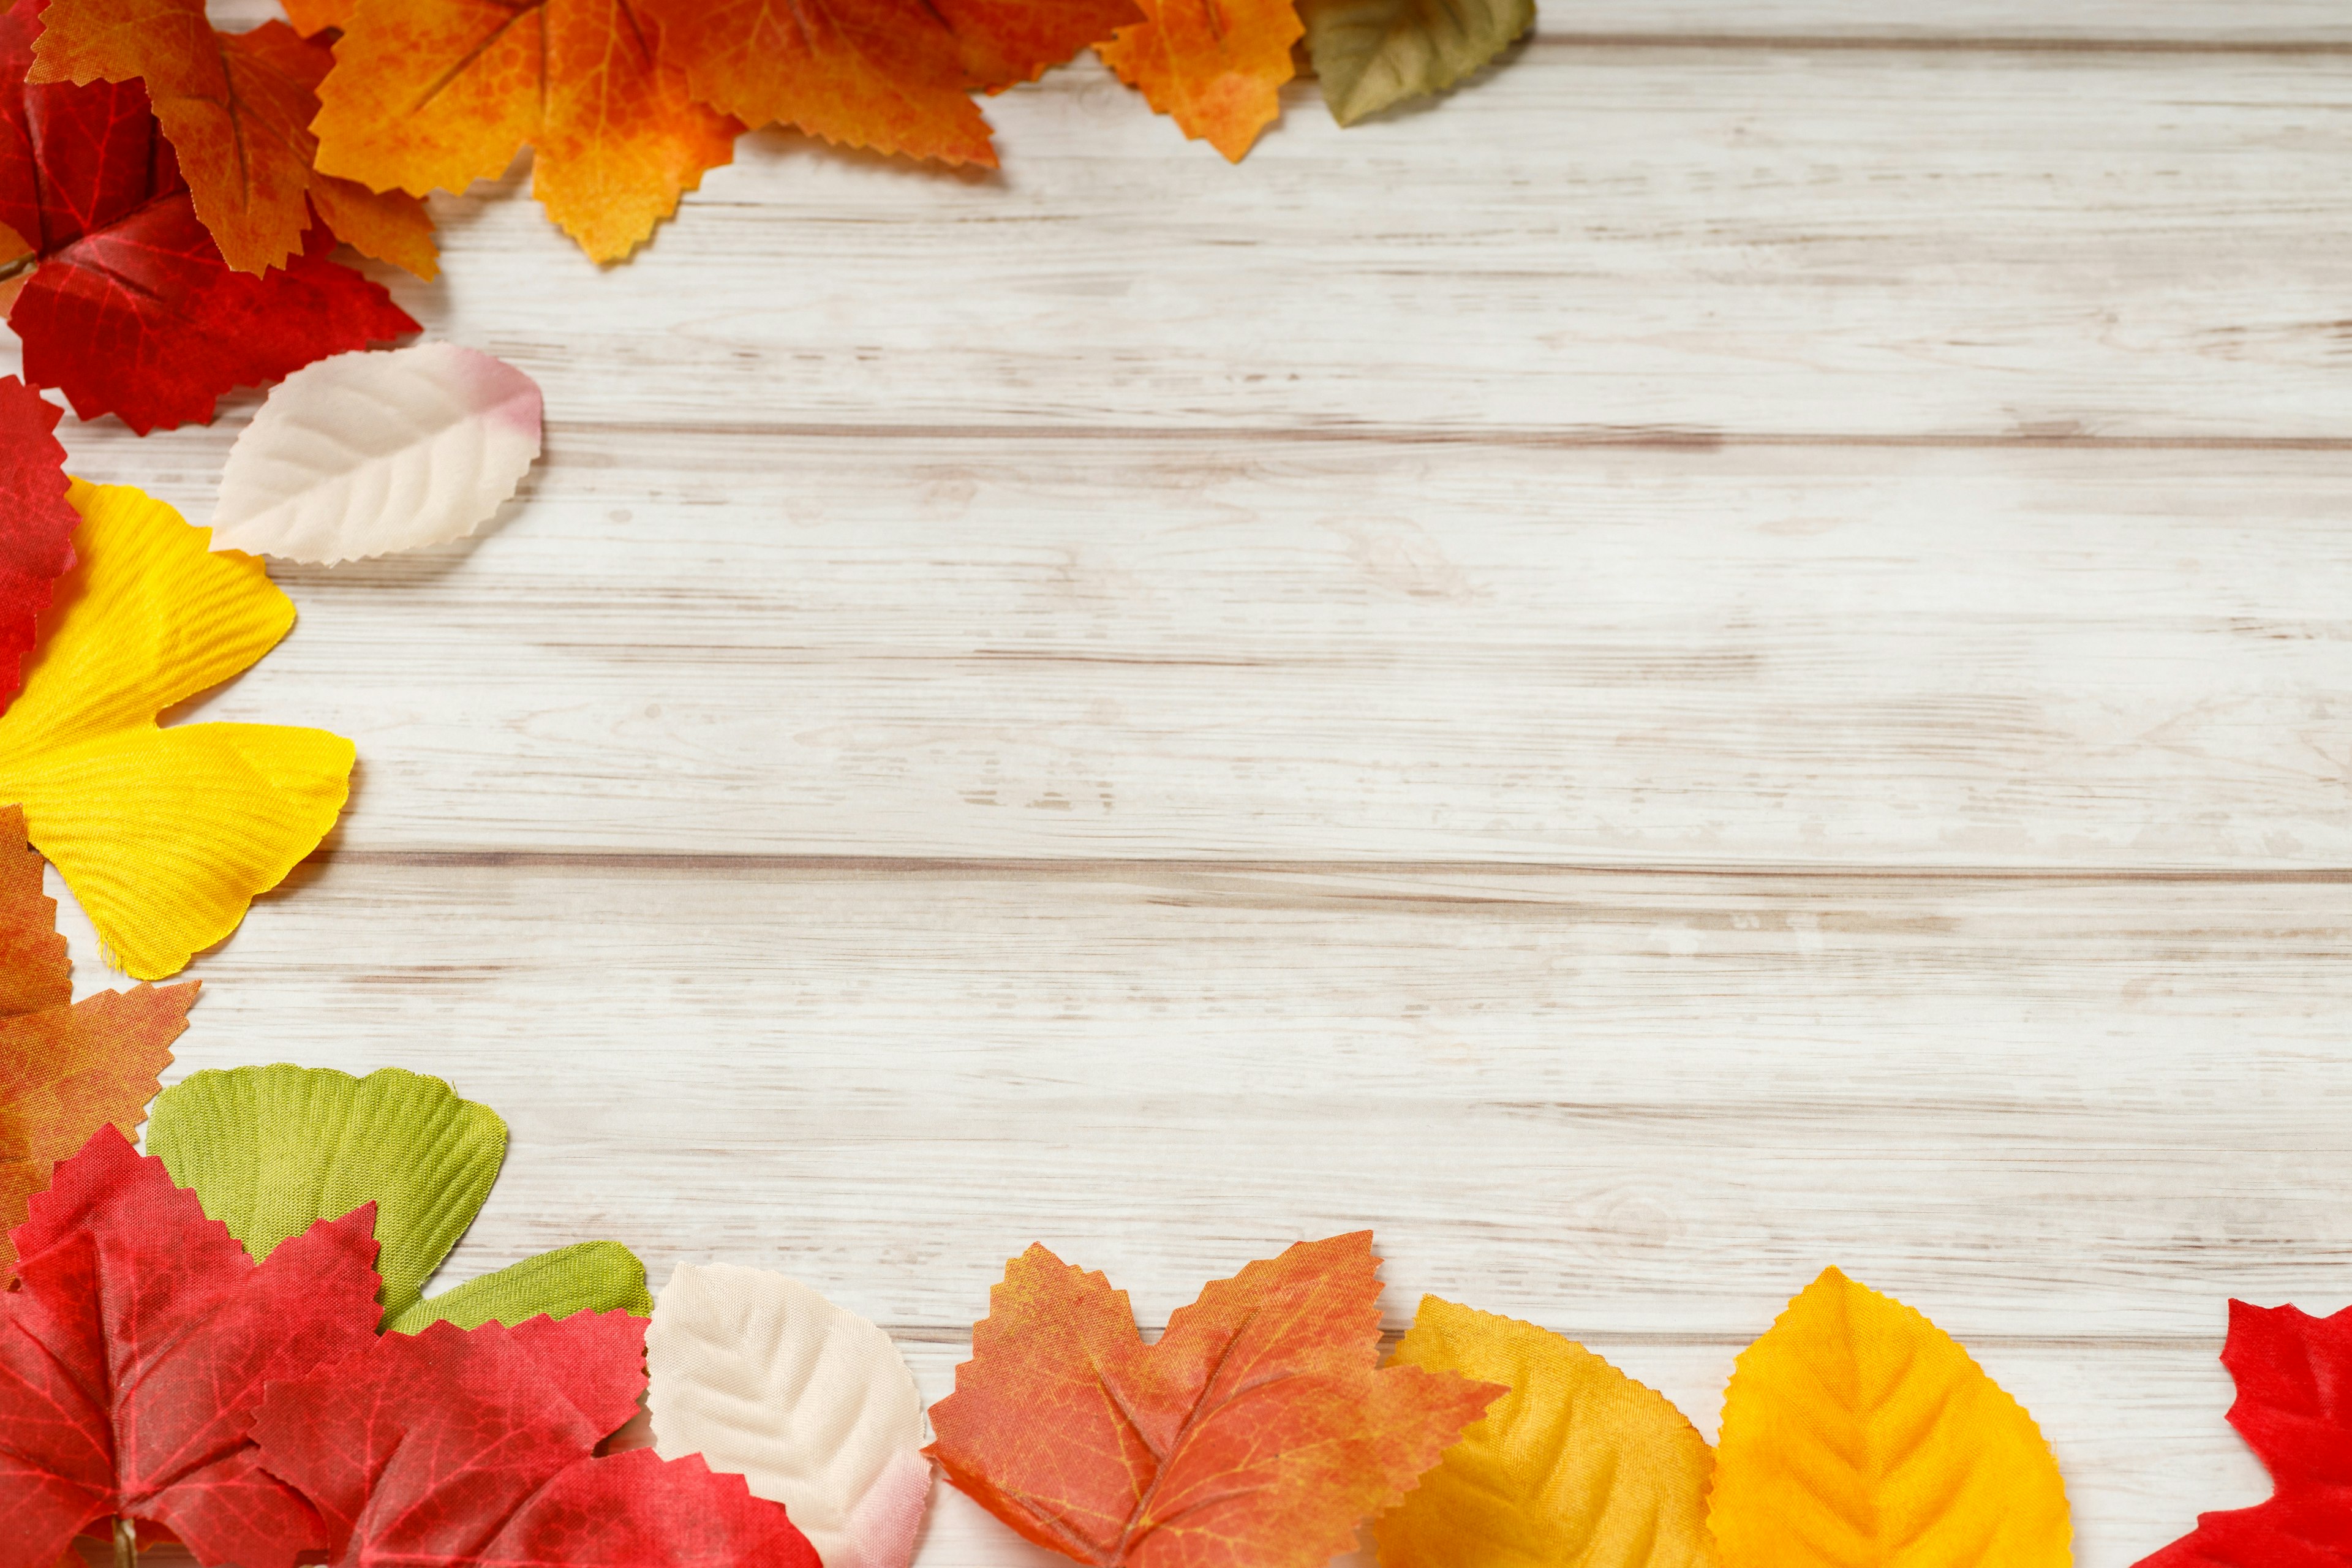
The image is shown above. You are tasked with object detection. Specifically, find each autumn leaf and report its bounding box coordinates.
[0,1124,383,1568]
[1375,1295,1716,1568]
[149,1063,652,1332]
[1297,0,1533,126]
[209,343,542,564]
[1098,0,1302,162]
[648,1264,934,1568]
[0,377,79,705]
[312,0,740,263]
[636,0,1137,167]
[1709,1267,2071,1567]
[28,0,436,276]
[0,0,418,431]
[252,1311,823,1567]
[2136,1299,2352,1566]
[281,0,352,36]
[926,1232,1501,1568]
[0,803,195,1285]
[0,480,353,979]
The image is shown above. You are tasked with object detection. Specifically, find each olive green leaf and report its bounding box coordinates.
[1299,0,1536,126]
[148,1063,651,1332]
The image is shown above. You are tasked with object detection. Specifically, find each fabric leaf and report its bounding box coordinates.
[1097,0,1302,162]
[1709,1267,2071,1567]
[2136,1300,2352,1566]
[0,0,418,431]
[0,803,194,1284]
[209,343,542,564]
[1376,1295,1716,1568]
[1297,0,1533,126]
[0,377,78,707]
[312,0,739,265]
[149,1063,652,1332]
[648,1264,932,1568]
[0,1125,382,1568]
[927,1232,1502,1568]
[27,2,435,277]
[637,0,1137,167]
[252,1312,823,1567]
[0,481,352,978]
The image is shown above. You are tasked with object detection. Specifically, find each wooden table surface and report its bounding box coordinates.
[37,6,2352,1562]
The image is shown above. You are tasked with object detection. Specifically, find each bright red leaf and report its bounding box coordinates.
[252,1311,823,1567]
[0,0,417,432]
[0,1123,382,1568]
[0,379,76,704]
[925,1232,1501,1568]
[2141,1299,2352,1566]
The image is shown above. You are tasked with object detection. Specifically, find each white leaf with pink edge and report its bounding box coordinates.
[647,1264,933,1568]
[208,342,541,564]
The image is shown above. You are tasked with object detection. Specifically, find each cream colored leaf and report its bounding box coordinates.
[209,342,541,565]
[647,1264,933,1568]
[1376,1296,1716,1568]
[1298,0,1534,126]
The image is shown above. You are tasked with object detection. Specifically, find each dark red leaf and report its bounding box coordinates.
[0,375,74,703]
[0,0,415,433]
[0,1123,382,1568]
[253,1311,823,1568]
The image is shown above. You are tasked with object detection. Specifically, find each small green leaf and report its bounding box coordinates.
[386,1240,653,1333]
[149,1064,650,1332]
[1299,0,1536,126]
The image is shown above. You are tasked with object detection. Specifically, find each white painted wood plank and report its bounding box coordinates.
[74,856,2321,1565]
[55,434,2352,869]
[37,50,2352,443]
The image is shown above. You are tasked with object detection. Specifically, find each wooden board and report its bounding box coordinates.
[39,6,2352,1565]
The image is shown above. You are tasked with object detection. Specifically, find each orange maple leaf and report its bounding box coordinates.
[26,0,434,277]
[1098,0,1302,162]
[312,0,740,265]
[926,1232,1501,1568]
[635,0,1139,167]
[0,803,194,1283]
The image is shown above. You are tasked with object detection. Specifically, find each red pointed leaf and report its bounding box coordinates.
[0,1124,382,1568]
[0,0,416,432]
[252,1311,823,1567]
[0,378,74,707]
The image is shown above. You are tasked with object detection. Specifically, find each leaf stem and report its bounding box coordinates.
[114,1517,136,1568]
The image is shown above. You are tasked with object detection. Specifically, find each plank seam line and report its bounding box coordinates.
[879,1324,2218,1350]
[304,850,2352,884]
[545,423,2352,452]
[1521,32,2352,56]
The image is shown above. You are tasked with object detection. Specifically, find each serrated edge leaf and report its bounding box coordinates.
[1300,0,1534,126]
[388,1238,653,1332]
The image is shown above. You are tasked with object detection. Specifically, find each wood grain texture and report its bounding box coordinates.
[55,436,2352,869]
[37,9,2350,1566]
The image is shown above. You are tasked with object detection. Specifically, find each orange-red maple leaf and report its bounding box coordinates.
[0,803,194,1283]
[1098,0,1302,162]
[925,1232,1501,1568]
[312,0,739,265]
[636,0,1139,167]
[26,0,434,276]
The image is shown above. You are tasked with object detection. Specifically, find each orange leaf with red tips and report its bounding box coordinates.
[925,1232,1501,1568]
[1098,0,1302,162]
[637,0,1137,167]
[0,803,195,1284]
[312,0,739,264]
[27,0,434,276]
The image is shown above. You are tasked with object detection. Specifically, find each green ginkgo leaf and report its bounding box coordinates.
[1299,0,1536,126]
[148,1063,652,1331]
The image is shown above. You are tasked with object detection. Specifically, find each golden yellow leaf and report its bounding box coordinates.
[1709,1267,2071,1568]
[0,482,353,979]
[1376,1295,1717,1568]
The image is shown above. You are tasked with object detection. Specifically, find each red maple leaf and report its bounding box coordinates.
[2141,1299,2352,1566]
[0,1123,382,1568]
[0,0,416,432]
[252,1310,823,1567]
[0,377,76,703]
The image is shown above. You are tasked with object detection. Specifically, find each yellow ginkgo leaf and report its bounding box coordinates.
[1377,1295,1717,1568]
[1709,1267,2071,1568]
[0,481,353,979]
